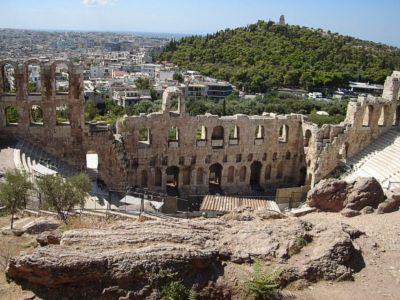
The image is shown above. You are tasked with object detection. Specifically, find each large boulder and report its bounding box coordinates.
[377,190,400,214]
[306,178,349,212]
[6,217,363,299]
[307,177,385,214]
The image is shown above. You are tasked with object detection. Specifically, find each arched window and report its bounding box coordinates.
[211,126,224,148]
[378,106,387,127]
[27,63,41,94]
[55,63,69,93]
[304,130,312,147]
[227,166,235,183]
[196,168,204,185]
[30,105,43,125]
[265,165,272,180]
[56,104,70,126]
[196,126,207,140]
[255,125,264,139]
[141,170,148,187]
[228,125,239,145]
[5,106,18,126]
[3,64,16,94]
[239,166,246,182]
[154,168,162,186]
[139,128,150,144]
[362,105,373,127]
[182,167,191,185]
[279,125,289,143]
[168,127,179,147]
[276,162,284,179]
[285,151,291,160]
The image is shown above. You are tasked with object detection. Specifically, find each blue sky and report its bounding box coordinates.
[0,0,399,46]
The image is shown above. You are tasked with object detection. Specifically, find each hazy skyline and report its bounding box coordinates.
[1,0,399,46]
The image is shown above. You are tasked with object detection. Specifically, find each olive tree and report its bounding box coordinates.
[0,170,33,229]
[36,173,91,223]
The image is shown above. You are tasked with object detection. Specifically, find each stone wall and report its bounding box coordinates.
[1,59,399,197]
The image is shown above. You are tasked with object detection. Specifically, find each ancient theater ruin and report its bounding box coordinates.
[1,59,400,202]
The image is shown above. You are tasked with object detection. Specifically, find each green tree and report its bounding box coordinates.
[36,173,91,223]
[0,170,33,229]
[84,100,99,121]
[135,76,151,90]
[173,72,184,83]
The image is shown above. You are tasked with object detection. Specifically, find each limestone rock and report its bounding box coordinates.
[307,177,385,213]
[306,178,349,212]
[36,230,62,246]
[6,217,364,299]
[376,192,400,214]
[341,208,361,218]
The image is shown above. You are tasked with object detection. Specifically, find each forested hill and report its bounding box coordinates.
[157,20,400,92]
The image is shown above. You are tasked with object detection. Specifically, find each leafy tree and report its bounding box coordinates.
[36,173,91,223]
[135,76,151,90]
[84,100,99,121]
[173,72,184,83]
[0,170,33,229]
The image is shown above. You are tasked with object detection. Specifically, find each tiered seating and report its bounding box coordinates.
[13,140,75,177]
[343,129,400,188]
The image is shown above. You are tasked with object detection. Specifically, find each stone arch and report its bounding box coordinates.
[196,167,204,185]
[276,161,284,179]
[4,106,18,126]
[141,169,148,187]
[162,87,185,114]
[154,168,162,186]
[362,105,373,127]
[264,165,272,180]
[166,166,179,194]
[227,166,235,183]
[239,166,246,182]
[304,129,312,147]
[279,124,289,143]
[209,163,223,193]
[182,167,191,185]
[250,161,262,187]
[30,105,43,125]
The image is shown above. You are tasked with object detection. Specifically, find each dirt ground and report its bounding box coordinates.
[0,211,399,299]
[292,211,400,300]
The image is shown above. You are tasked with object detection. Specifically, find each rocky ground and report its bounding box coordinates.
[2,208,399,299]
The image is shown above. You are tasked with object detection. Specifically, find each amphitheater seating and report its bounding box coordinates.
[343,129,400,189]
[13,139,75,177]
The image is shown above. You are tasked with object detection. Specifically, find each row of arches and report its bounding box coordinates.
[138,161,293,193]
[1,62,70,95]
[4,105,70,126]
[137,124,290,146]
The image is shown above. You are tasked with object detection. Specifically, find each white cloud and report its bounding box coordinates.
[82,0,116,7]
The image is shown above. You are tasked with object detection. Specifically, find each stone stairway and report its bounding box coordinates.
[342,129,400,189]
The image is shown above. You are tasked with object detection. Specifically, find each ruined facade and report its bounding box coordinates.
[0,59,399,197]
